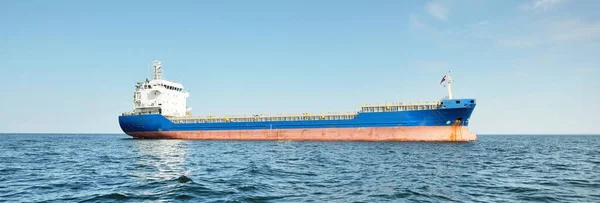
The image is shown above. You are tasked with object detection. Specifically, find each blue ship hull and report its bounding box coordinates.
[119,99,475,133]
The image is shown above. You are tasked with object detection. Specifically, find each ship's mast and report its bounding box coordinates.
[153,60,163,80]
[446,72,453,99]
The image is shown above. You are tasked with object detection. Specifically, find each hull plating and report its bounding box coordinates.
[126,126,476,142]
[119,102,477,142]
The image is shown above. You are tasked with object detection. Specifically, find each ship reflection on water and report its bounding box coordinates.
[131,139,190,182]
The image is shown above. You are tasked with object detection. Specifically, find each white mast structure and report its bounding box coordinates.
[153,60,163,80]
[445,72,454,99]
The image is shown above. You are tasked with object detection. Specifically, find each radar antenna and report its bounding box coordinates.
[153,60,163,80]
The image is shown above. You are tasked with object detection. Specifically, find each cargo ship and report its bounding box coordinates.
[119,60,477,141]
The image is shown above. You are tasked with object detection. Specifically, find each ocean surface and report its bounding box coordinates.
[0,134,598,203]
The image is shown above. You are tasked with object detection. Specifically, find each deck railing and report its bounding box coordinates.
[169,112,360,124]
[360,100,441,112]
[123,100,443,123]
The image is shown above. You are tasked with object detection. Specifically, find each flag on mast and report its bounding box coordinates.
[440,75,446,85]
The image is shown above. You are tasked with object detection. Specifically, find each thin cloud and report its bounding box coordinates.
[533,0,566,9]
[409,14,426,29]
[572,67,596,73]
[415,60,451,72]
[426,1,448,21]
[498,39,539,48]
[549,20,600,42]
[497,19,600,48]
[521,0,567,10]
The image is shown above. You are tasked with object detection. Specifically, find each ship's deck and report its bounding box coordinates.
[161,100,442,124]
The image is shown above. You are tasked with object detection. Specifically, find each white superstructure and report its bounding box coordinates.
[131,60,190,117]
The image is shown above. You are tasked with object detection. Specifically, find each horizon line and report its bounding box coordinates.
[1,133,599,136]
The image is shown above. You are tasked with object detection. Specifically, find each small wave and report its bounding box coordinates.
[176,175,193,183]
[561,178,598,187]
[174,194,194,200]
[368,189,429,200]
[222,150,236,155]
[518,195,560,202]
[82,193,129,202]
[504,186,539,193]
[0,167,20,174]
[393,192,411,198]
[246,163,318,178]
[240,195,287,202]
[404,189,428,197]
[237,184,260,192]
[430,192,459,202]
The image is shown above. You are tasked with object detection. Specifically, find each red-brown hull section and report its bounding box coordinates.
[126,126,476,142]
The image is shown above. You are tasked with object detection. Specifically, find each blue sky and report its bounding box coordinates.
[1,0,598,134]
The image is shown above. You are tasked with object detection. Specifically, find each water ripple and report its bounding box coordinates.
[0,134,599,202]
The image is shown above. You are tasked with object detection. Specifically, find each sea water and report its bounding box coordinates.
[0,134,598,202]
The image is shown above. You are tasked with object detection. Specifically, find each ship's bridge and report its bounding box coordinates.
[126,60,190,117]
[144,80,185,93]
